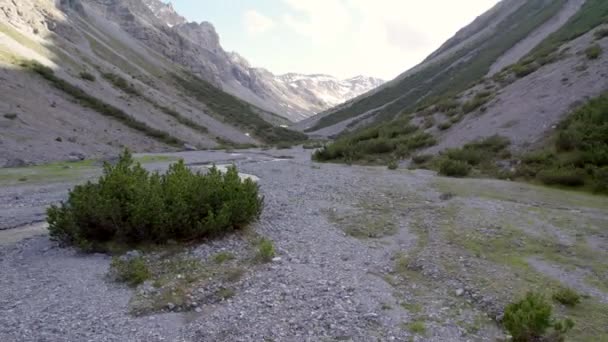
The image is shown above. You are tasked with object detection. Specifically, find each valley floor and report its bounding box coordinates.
[0,148,607,341]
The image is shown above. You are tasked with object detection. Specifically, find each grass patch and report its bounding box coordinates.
[213,251,236,264]
[462,91,493,113]
[406,321,426,335]
[20,60,182,146]
[256,238,276,263]
[110,255,151,287]
[552,287,582,307]
[585,43,603,60]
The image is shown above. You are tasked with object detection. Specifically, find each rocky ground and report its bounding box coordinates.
[0,147,607,341]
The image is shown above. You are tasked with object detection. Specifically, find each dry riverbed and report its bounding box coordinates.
[0,147,607,341]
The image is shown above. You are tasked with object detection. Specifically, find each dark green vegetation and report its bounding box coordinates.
[313,117,435,163]
[79,71,96,82]
[503,0,608,80]
[255,238,276,263]
[420,135,511,178]
[172,73,307,144]
[102,72,140,96]
[503,292,574,342]
[585,43,603,59]
[461,91,493,114]
[308,0,567,131]
[552,287,582,307]
[438,159,471,177]
[111,255,151,287]
[21,60,182,146]
[47,150,263,251]
[515,93,608,193]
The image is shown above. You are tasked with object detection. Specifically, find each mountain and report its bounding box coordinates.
[139,0,384,121]
[0,0,310,165]
[302,0,608,154]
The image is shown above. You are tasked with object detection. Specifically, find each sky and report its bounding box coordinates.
[169,0,501,80]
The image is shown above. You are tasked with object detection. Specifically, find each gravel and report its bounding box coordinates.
[1,147,606,341]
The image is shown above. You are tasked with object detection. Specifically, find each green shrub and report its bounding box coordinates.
[412,154,433,164]
[79,72,96,82]
[387,160,398,170]
[462,92,493,113]
[47,150,263,250]
[585,44,602,60]
[503,292,574,342]
[439,159,471,177]
[3,113,17,120]
[503,292,552,341]
[512,62,539,78]
[438,122,452,130]
[552,287,581,306]
[110,255,151,287]
[256,238,275,262]
[537,168,585,186]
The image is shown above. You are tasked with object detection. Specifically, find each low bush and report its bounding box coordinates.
[512,62,539,78]
[537,168,585,186]
[3,113,17,120]
[503,292,574,342]
[585,44,602,60]
[552,287,581,306]
[412,154,433,164]
[462,92,494,113]
[79,71,96,82]
[438,122,452,130]
[439,159,471,177]
[387,160,398,170]
[110,255,151,287]
[47,150,263,250]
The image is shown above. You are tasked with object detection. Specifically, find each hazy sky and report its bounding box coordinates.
[170,0,500,80]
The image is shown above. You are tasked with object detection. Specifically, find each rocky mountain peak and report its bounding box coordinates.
[141,0,186,27]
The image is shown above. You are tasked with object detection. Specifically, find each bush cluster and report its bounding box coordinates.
[79,71,96,82]
[313,117,436,163]
[47,150,263,250]
[515,93,608,193]
[552,287,581,307]
[503,292,574,342]
[439,159,471,177]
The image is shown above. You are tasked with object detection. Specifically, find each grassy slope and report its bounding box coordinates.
[308,0,566,132]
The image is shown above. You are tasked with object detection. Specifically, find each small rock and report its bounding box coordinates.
[167,303,175,311]
[272,257,282,262]
[183,143,197,151]
[455,288,465,297]
[194,307,203,313]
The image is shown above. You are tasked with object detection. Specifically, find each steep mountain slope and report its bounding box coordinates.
[0,0,307,166]
[310,0,608,169]
[301,0,600,137]
[139,0,383,121]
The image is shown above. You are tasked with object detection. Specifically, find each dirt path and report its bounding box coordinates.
[0,148,607,341]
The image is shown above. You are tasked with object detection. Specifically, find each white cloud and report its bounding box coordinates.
[243,10,276,35]
[241,0,499,79]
